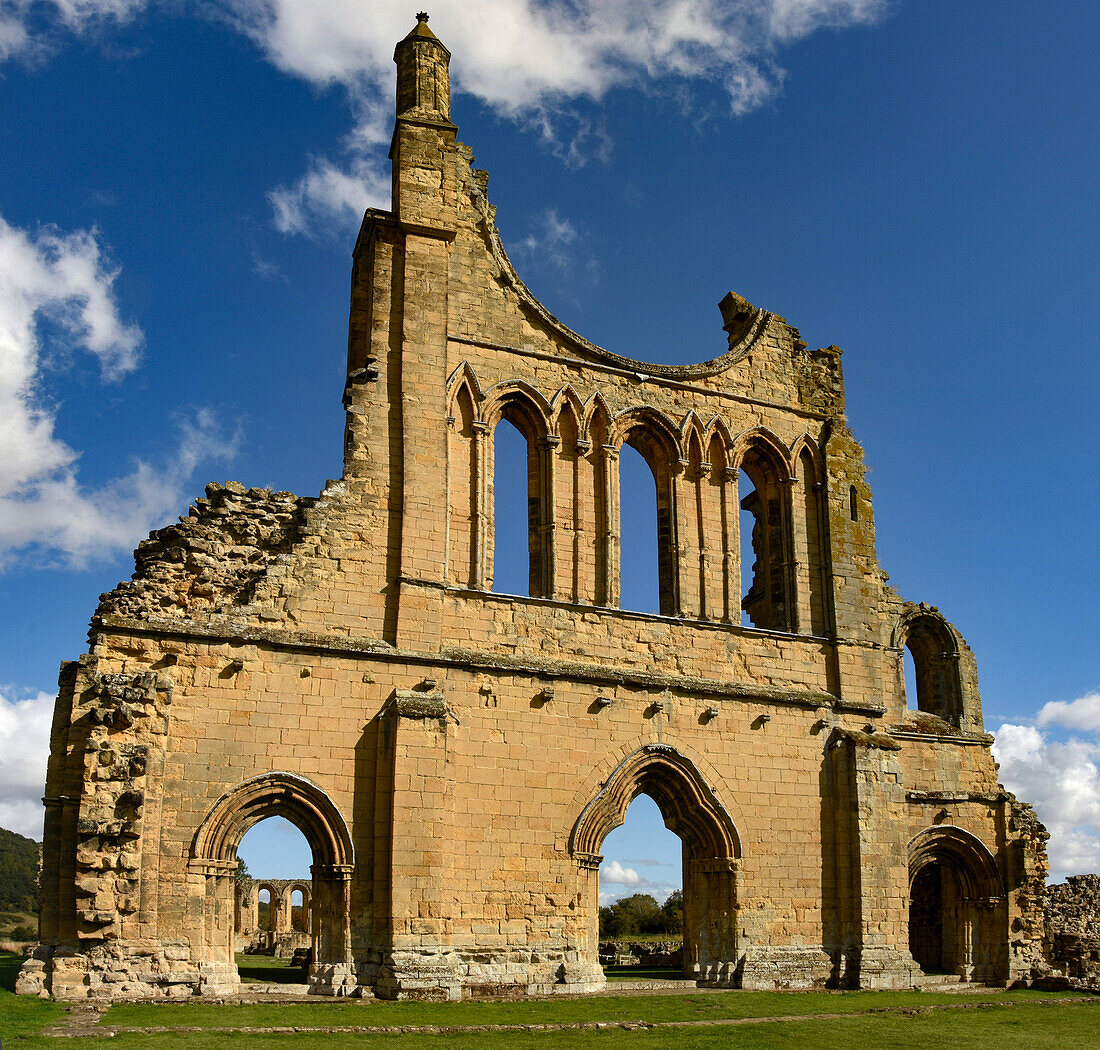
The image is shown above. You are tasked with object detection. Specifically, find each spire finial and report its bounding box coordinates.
[394,12,451,122]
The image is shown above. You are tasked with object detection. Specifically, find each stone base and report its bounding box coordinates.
[373,950,466,1000]
[371,948,603,1000]
[309,962,359,996]
[853,946,919,990]
[15,946,50,997]
[738,945,835,990]
[18,941,207,1000]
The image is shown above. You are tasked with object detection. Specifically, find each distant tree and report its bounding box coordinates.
[604,894,662,937]
[10,924,36,941]
[236,857,250,883]
[660,890,683,934]
[600,891,684,939]
[0,827,40,913]
[598,905,614,939]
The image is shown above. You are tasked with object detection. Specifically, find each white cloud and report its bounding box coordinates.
[1038,692,1100,733]
[0,215,238,568]
[515,208,580,271]
[993,712,1100,881]
[0,690,54,839]
[0,0,145,63]
[601,860,642,885]
[228,0,887,234]
[269,152,390,238]
[0,2,889,234]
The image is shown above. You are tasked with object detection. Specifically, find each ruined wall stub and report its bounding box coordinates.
[19,14,1049,1001]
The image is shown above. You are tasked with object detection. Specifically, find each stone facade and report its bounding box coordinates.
[20,15,1049,1001]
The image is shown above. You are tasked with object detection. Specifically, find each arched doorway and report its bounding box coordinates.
[190,772,355,995]
[598,794,683,979]
[572,746,741,985]
[290,884,311,933]
[908,827,1006,983]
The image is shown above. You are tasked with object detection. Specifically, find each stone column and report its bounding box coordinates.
[722,465,740,622]
[568,853,607,992]
[541,435,560,599]
[470,420,490,591]
[375,689,461,1000]
[824,727,918,989]
[602,444,620,607]
[670,457,689,616]
[309,864,356,995]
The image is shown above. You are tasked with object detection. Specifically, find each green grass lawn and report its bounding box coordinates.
[2,951,1097,1050]
[0,950,65,1044]
[99,987,1090,1032]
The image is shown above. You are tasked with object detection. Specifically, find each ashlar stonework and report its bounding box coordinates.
[20,15,1050,1001]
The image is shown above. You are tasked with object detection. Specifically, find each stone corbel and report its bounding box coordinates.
[392,688,460,725]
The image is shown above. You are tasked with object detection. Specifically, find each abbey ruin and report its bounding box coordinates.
[20,15,1052,1000]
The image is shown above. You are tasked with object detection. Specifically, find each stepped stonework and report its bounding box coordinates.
[20,15,1054,1000]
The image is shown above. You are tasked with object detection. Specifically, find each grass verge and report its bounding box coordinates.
[101,987,1087,1031]
[68,1002,1100,1050]
[0,951,65,1044]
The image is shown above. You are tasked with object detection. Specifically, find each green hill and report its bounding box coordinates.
[0,827,39,915]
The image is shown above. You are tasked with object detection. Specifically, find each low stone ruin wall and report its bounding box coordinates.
[242,931,311,959]
[1043,874,1100,989]
[598,940,683,968]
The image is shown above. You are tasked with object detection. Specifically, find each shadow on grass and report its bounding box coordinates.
[0,949,24,992]
[603,965,686,982]
[235,953,308,985]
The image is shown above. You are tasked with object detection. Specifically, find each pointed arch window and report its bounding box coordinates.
[737,438,794,631]
[898,613,964,726]
[487,393,550,598]
[617,417,679,616]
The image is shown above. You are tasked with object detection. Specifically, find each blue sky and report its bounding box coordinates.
[0,1,1096,896]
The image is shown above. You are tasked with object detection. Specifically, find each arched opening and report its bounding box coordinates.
[191,772,355,996]
[598,794,683,980]
[554,403,582,602]
[447,382,477,587]
[908,828,1006,983]
[797,448,827,636]
[291,887,308,932]
[232,818,317,985]
[707,433,734,622]
[903,646,919,713]
[738,440,793,631]
[619,443,660,613]
[738,470,757,628]
[898,612,964,726]
[616,415,679,616]
[491,417,532,596]
[257,886,273,931]
[909,861,947,972]
[572,747,741,986]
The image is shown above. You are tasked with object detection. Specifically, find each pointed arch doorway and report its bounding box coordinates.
[572,746,741,985]
[190,772,356,995]
[908,827,1007,983]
